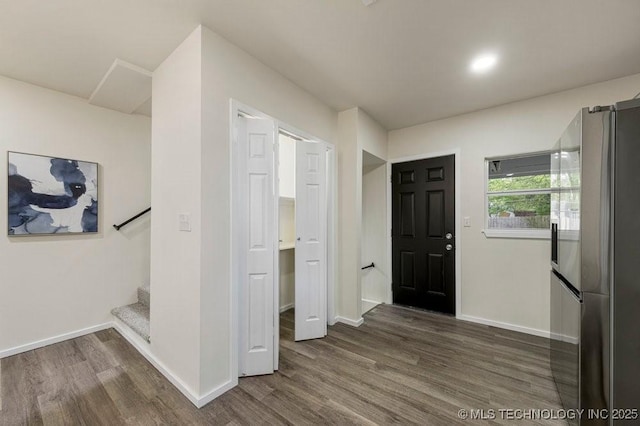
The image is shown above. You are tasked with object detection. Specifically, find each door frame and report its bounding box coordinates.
[386,149,462,317]
[230,100,336,379]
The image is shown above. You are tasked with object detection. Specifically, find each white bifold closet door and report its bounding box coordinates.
[295,140,328,341]
[238,116,276,376]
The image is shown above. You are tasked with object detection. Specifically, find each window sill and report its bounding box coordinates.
[482,229,550,240]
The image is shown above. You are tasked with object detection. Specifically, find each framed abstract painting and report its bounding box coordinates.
[8,151,99,235]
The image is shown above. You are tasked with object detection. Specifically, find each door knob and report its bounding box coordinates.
[445,233,453,240]
[445,244,453,251]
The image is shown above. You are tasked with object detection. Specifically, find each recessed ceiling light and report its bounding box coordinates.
[470,53,498,74]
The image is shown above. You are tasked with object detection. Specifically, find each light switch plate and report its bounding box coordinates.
[179,213,191,232]
[464,216,471,227]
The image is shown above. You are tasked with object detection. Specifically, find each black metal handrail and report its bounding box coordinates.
[361,262,375,270]
[113,207,151,231]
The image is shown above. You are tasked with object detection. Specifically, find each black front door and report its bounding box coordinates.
[392,155,455,314]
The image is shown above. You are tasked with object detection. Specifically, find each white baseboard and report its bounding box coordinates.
[549,331,579,345]
[457,314,550,339]
[0,322,112,359]
[279,302,294,313]
[112,318,206,407]
[112,318,237,408]
[1,318,237,408]
[334,316,364,327]
[361,299,381,314]
[197,379,237,408]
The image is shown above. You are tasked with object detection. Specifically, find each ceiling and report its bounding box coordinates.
[1,0,639,129]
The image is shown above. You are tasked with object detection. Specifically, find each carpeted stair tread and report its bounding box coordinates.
[138,285,150,308]
[111,302,150,342]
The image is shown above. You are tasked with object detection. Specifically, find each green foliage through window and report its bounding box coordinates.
[488,175,551,218]
[487,155,551,230]
[487,174,550,192]
[488,194,551,216]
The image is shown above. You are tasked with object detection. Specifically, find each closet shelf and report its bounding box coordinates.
[279,242,295,250]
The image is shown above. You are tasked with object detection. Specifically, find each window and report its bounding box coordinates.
[484,152,551,239]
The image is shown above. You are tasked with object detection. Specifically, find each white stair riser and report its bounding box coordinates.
[138,286,150,307]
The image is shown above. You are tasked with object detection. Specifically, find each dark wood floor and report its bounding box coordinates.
[1,305,565,425]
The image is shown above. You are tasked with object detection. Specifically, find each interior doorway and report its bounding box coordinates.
[361,151,389,314]
[231,101,335,378]
[390,155,456,315]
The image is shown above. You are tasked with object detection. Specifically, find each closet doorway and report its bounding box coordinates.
[277,133,296,317]
[231,102,336,378]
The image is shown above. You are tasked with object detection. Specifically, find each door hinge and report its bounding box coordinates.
[589,105,614,113]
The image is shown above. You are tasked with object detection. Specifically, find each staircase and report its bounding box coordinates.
[111,285,150,343]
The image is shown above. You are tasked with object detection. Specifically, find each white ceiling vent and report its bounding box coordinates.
[89,59,151,116]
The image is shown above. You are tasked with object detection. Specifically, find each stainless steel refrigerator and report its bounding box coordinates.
[550,98,640,424]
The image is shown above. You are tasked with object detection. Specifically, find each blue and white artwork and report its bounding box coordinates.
[8,152,98,235]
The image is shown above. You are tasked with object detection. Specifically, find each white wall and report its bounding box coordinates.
[151,25,337,402]
[278,134,296,199]
[361,160,388,311]
[337,107,387,322]
[388,73,640,335]
[359,110,388,160]
[0,75,151,354]
[200,24,336,395]
[151,27,203,394]
[336,108,361,322]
